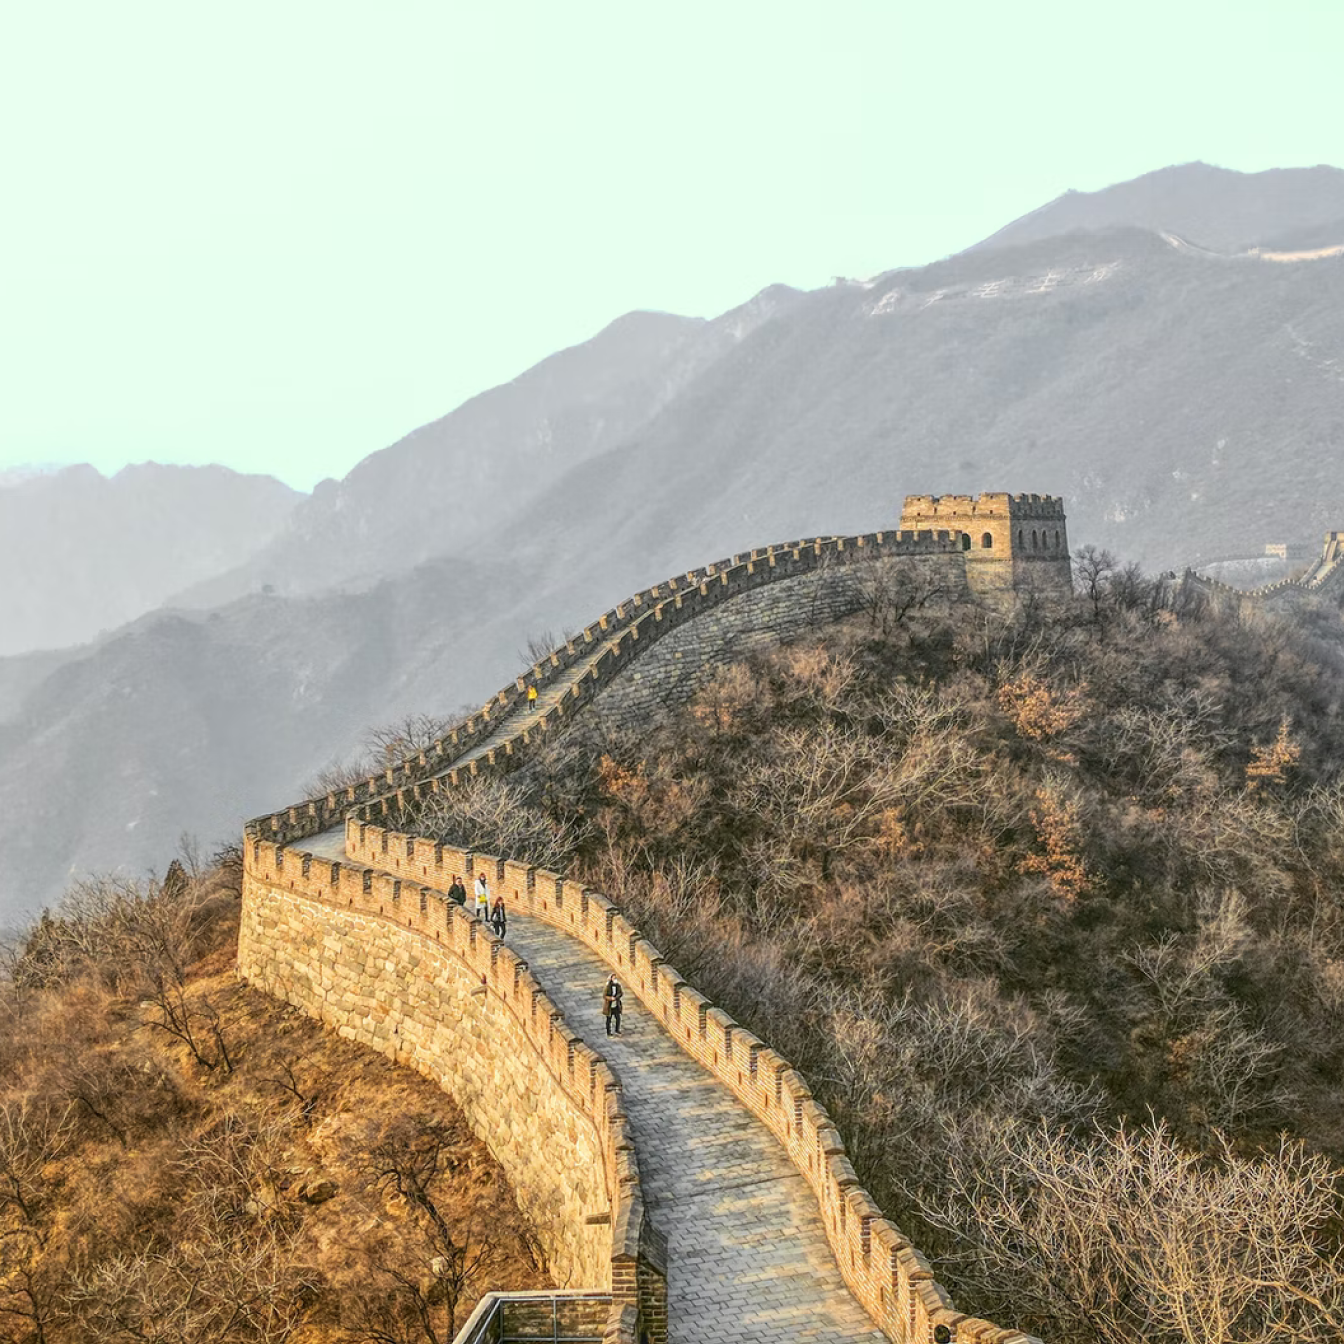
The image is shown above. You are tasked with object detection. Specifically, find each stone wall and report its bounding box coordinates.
[1184,530,1344,610]
[899,492,1070,600]
[239,840,651,1310]
[247,530,970,851]
[589,555,967,727]
[345,822,1043,1344]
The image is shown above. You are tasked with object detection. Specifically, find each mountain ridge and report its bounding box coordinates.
[972,161,1344,255]
[5,160,1344,919]
[0,463,301,657]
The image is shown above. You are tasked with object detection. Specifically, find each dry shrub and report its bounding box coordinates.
[922,1121,1344,1344]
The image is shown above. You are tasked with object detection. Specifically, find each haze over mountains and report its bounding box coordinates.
[0,464,299,655]
[3,161,1343,920]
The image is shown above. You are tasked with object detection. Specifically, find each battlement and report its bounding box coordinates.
[900,491,1066,522]
[898,490,1071,598]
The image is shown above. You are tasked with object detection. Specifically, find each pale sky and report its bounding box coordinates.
[2,0,1340,492]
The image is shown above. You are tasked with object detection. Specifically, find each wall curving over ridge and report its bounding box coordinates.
[242,516,1056,1343]
[246,530,972,851]
[238,839,658,1329]
[343,822,1042,1344]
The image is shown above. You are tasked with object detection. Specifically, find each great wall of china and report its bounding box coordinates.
[1184,531,1344,607]
[240,497,1073,1344]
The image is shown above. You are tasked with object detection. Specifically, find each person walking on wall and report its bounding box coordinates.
[490,893,507,939]
[603,975,623,1036]
[474,872,489,920]
[447,874,467,907]
[527,684,538,711]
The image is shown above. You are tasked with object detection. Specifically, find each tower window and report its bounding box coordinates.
[1018,529,1024,548]
[1055,529,1061,549]
[1031,530,1039,550]
[982,532,993,549]
[961,533,971,551]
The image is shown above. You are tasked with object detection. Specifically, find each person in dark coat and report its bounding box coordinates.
[603,975,623,1035]
[490,894,507,939]
[447,875,467,907]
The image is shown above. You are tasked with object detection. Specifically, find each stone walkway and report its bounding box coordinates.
[296,827,887,1339]
[501,911,886,1344]
[453,626,631,772]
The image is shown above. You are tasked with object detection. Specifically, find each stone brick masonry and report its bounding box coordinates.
[239,844,647,1313]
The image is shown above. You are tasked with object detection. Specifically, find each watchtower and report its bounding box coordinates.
[898,492,1071,599]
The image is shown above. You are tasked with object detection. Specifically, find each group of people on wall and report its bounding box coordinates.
[446,870,507,939]
[444,869,626,1035]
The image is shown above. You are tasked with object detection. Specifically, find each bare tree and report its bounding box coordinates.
[519,629,563,669]
[0,1100,77,1344]
[0,1099,75,1238]
[306,713,456,796]
[351,1118,505,1343]
[63,1108,315,1343]
[919,1120,1344,1344]
[853,561,950,637]
[1074,544,1118,623]
[413,776,589,871]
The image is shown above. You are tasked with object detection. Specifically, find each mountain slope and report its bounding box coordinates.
[171,287,803,609]
[0,553,538,922]
[974,162,1344,254]
[0,463,300,655]
[499,225,1344,587]
[6,164,1344,919]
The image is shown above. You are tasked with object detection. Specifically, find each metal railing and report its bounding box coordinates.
[453,1291,612,1344]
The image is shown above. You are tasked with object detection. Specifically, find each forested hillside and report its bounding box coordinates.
[406,562,1344,1344]
[0,859,546,1342]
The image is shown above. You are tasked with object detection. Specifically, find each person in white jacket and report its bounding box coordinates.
[473,873,489,920]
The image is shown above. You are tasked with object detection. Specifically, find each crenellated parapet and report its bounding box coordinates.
[246,512,1063,853]
[898,493,1070,599]
[239,836,658,1340]
[339,820,1042,1344]
[1184,529,1344,607]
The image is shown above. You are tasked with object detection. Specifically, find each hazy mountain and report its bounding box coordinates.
[171,287,803,610]
[0,464,301,656]
[974,162,1344,254]
[4,163,1344,920]
[1255,218,1344,254]
[0,555,521,918]
[486,223,1344,590]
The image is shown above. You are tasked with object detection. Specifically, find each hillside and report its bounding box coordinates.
[0,554,537,925]
[0,464,300,657]
[973,161,1344,254]
[493,225,1344,585]
[0,861,546,1340]
[464,573,1344,1344]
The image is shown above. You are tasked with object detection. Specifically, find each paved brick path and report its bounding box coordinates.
[453,631,628,771]
[502,911,886,1344]
[297,825,888,1338]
